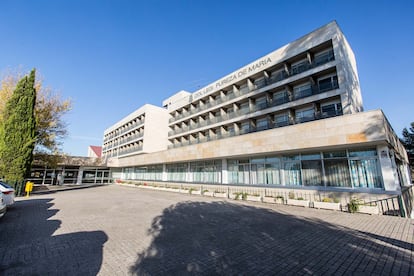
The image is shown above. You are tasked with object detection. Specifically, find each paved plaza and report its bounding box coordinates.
[0,184,413,275]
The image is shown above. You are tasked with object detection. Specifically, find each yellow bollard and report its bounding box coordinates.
[25,181,34,197]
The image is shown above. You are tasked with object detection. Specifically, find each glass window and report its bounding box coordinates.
[293,83,312,99]
[350,159,382,188]
[283,155,300,161]
[323,151,347,158]
[318,75,338,92]
[256,97,267,109]
[190,160,221,183]
[251,163,265,185]
[302,160,323,186]
[238,164,250,184]
[314,49,334,66]
[324,159,351,187]
[273,90,289,105]
[296,108,315,123]
[301,153,321,160]
[321,102,342,117]
[167,163,187,182]
[275,113,289,127]
[251,158,265,164]
[240,122,250,134]
[265,162,282,185]
[256,118,268,130]
[348,149,377,158]
[291,59,310,75]
[284,161,301,186]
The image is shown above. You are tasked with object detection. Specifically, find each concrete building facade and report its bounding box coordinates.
[104,21,411,199]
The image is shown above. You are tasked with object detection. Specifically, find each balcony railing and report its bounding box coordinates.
[168,49,335,125]
[168,80,339,137]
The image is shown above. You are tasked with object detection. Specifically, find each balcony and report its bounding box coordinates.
[167,49,335,125]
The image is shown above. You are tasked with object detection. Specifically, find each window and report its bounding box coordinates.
[254,77,266,89]
[269,68,286,83]
[240,121,250,134]
[291,59,310,75]
[273,90,289,105]
[239,102,249,114]
[255,97,267,110]
[301,154,323,186]
[314,49,334,66]
[227,125,235,136]
[324,159,351,187]
[321,101,342,118]
[275,113,289,127]
[318,75,338,92]
[349,149,382,188]
[256,117,268,131]
[293,83,312,99]
[283,155,301,186]
[239,83,249,93]
[190,161,222,183]
[167,163,187,182]
[296,108,315,123]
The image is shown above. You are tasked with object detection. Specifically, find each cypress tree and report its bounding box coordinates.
[0,69,37,180]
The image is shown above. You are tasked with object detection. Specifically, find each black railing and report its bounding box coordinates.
[169,49,335,124]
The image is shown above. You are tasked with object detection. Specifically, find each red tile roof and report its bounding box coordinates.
[89,145,102,158]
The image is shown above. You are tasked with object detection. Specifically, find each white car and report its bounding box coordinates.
[0,191,6,218]
[0,182,15,206]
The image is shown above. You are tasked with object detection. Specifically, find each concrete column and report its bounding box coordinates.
[186,162,191,182]
[377,146,400,191]
[222,159,228,184]
[162,164,167,181]
[77,168,84,184]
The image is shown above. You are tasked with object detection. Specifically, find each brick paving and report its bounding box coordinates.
[0,184,412,275]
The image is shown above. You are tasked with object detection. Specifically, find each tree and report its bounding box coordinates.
[0,69,37,180]
[401,122,414,161]
[0,69,72,158]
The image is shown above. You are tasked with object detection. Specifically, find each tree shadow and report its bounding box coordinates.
[130,201,412,275]
[0,198,107,275]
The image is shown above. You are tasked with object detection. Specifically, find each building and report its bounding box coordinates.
[29,155,110,185]
[104,21,411,203]
[102,104,169,158]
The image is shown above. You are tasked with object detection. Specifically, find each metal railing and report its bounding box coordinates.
[168,49,335,124]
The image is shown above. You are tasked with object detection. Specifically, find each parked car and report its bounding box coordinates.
[0,191,6,218]
[0,182,15,206]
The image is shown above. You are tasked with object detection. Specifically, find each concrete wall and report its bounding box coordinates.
[142,105,169,153]
[108,110,391,168]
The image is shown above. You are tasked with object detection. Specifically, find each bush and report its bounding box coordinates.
[348,197,361,213]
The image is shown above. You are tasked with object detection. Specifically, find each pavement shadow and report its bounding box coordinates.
[130,201,412,275]
[0,198,107,275]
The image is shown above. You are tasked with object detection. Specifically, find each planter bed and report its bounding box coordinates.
[246,195,262,202]
[358,205,380,215]
[287,199,310,208]
[313,201,341,211]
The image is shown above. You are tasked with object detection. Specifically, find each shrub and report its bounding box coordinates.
[288,192,295,199]
[348,197,361,213]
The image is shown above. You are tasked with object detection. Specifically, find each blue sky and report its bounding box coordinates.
[1,0,413,156]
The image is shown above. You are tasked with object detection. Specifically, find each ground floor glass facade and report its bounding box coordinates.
[228,149,382,189]
[120,148,385,190]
